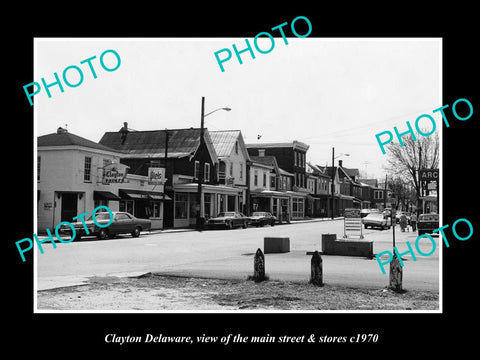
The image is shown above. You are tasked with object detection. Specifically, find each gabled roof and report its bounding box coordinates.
[38,131,120,153]
[250,155,281,174]
[341,167,360,179]
[98,128,218,163]
[209,130,250,160]
[307,162,330,178]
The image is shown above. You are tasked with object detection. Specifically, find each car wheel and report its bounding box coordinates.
[227,221,233,230]
[271,220,275,227]
[131,226,141,238]
[364,224,368,229]
[243,221,248,229]
[97,229,108,240]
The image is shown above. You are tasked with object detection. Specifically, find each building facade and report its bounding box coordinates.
[246,141,310,219]
[99,124,243,228]
[37,128,167,233]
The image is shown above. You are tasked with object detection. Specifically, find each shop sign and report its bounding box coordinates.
[148,167,165,185]
[343,208,363,239]
[419,169,439,181]
[102,163,129,184]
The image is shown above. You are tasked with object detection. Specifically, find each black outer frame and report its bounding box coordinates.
[6,4,479,355]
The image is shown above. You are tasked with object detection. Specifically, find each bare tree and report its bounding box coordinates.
[384,133,439,209]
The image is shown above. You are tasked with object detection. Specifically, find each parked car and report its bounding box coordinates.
[60,211,152,240]
[362,212,392,230]
[250,212,276,227]
[206,212,250,229]
[417,213,439,235]
[360,209,371,218]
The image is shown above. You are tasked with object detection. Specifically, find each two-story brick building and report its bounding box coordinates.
[246,141,310,219]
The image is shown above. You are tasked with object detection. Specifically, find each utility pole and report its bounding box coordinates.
[331,147,335,220]
[196,96,205,230]
[163,129,169,227]
[384,174,387,210]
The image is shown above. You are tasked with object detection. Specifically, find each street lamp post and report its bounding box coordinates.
[196,97,231,230]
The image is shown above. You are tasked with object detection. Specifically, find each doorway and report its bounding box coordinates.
[61,193,78,222]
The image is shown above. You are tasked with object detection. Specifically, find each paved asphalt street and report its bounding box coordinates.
[36,218,440,292]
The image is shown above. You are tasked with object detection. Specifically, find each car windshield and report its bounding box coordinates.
[252,212,265,216]
[217,212,235,217]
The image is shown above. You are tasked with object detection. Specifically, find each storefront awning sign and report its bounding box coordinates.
[102,163,129,184]
[148,167,166,185]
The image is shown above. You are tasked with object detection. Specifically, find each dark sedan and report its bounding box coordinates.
[250,212,276,227]
[417,213,439,235]
[206,212,250,229]
[60,211,152,240]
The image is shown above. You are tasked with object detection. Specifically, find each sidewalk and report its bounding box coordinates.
[148,216,344,235]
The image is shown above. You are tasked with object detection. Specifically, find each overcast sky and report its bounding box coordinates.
[35,38,441,179]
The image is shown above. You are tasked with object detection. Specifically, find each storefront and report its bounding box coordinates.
[286,191,308,220]
[250,190,291,222]
[173,183,244,228]
[37,130,169,232]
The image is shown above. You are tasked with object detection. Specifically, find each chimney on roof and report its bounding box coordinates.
[338,160,343,168]
[57,127,67,134]
[120,122,129,144]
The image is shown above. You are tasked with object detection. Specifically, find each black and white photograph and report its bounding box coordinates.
[33,37,442,312]
[7,5,478,355]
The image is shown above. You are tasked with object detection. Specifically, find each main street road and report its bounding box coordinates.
[36,219,440,292]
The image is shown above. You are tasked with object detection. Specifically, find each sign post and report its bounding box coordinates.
[343,208,363,239]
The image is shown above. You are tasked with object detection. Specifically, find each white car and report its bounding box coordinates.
[362,212,392,230]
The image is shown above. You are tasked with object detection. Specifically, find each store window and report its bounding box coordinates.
[94,199,109,209]
[263,172,266,187]
[292,197,304,218]
[175,193,189,219]
[151,202,161,218]
[119,200,134,215]
[37,156,41,181]
[254,169,258,186]
[204,193,212,217]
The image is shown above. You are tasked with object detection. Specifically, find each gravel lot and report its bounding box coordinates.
[37,273,439,311]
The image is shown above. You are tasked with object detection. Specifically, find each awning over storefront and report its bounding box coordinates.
[119,189,172,201]
[94,190,121,201]
[250,190,291,199]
